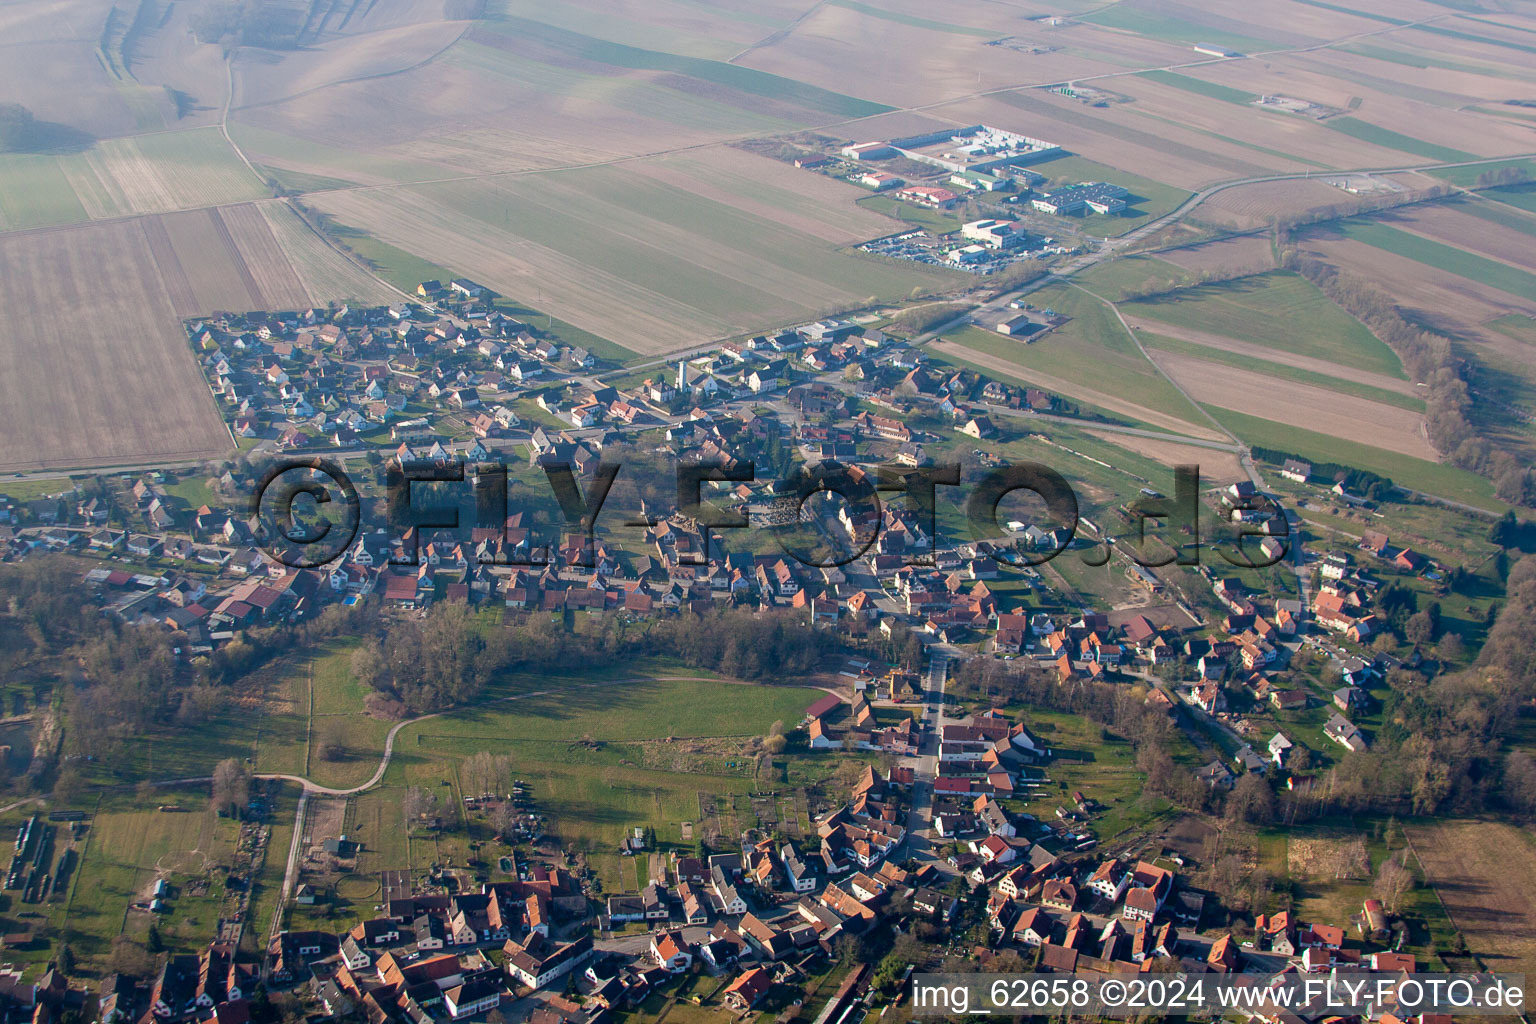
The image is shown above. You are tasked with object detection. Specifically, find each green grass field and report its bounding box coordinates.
[1000,706,1199,845]
[945,320,1208,433]
[317,218,639,362]
[826,0,995,36]
[256,164,363,194]
[1488,313,1536,344]
[0,787,255,974]
[1203,404,1507,509]
[1337,40,1536,78]
[1119,271,1406,378]
[490,0,760,59]
[1455,194,1536,238]
[1468,182,1536,218]
[1137,69,1259,105]
[1414,20,1536,57]
[1075,5,1276,53]
[1333,217,1536,300]
[0,155,90,229]
[67,794,240,957]
[444,39,801,138]
[856,194,963,234]
[920,345,1167,432]
[1323,118,1479,164]
[228,123,449,186]
[53,662,835,957]
[485,16,892,119]
[1291,0,1408,26]
[378,673,825,890]
[380,164,958,342]
[1429,159,1536,187]
[0,128,265,228]
[1072,254,1193,300]
[1138,330,1425,411]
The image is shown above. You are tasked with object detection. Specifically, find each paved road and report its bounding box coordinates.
[900,653,963,874]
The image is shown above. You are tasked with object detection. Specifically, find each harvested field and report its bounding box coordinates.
[1197,178,1373,230]
[308,157,958,354]
[1300,233,1530,328]
[1287,834,1370,881]
[1152,348,1435,459]
[1408,819,1536,979]
[1376,202,1536,276]
[1114,75,1402,170]
[215,204,320,307]
[1083,430,1247,485]
[630,148,905,244]
[934,88,1275,189]
[0,128,267,229]
[737,6,1161,109]
[142,205,312,316]
[1124,317,1417,396]
[1156,234,1277,277]
[257,203,399,304]
[0,219,231,471]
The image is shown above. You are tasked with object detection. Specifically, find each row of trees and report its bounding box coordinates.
[1280,248,1535,507]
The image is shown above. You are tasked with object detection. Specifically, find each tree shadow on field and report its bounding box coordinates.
[7,120,96,155]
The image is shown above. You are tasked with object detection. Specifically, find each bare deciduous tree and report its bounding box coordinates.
[211,758,251,813]
[1373,851,1415,914]
[403,786,438,826]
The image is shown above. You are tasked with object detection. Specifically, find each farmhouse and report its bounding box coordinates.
[1280,459,1312,483]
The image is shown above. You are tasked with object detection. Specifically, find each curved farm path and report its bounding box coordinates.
[141,671,814,937]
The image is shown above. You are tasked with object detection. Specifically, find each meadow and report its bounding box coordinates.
[75,636,832,900]
[0,128,266,230]
[1118,271,1407,378]
[0,786,250,973]
[1071,254,1193,300]
[1202,405,1506,510]
[1137,329,1424,412]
